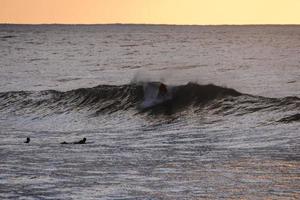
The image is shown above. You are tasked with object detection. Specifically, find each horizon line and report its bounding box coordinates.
[1,23,300,26]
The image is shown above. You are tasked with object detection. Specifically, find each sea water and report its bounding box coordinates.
[0,25,299,199]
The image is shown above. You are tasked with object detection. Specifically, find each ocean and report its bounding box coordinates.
[0,24,299,199]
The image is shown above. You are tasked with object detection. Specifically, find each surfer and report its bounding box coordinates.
[139,82,171,109]
[24,137,30,143]
[158,83,168,98]
[61,137,86,144]
[74,137,86,144]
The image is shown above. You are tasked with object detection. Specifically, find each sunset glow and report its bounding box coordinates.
[1,0,300,24]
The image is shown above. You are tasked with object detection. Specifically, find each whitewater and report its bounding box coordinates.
[0,25,299,199]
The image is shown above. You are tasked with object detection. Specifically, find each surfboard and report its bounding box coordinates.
[139,94,172,109]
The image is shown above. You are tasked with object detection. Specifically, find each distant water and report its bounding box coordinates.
[0,25,299,200]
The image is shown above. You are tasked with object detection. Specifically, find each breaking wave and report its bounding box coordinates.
[0,82,299,121]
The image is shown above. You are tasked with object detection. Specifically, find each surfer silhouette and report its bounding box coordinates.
[24,137,30,143]
[158,83,168,98]
[74,137,86,144]
[61,137,86,144]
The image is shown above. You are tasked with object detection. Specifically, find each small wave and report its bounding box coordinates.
[278,113,300,123]
[1,35,17,39]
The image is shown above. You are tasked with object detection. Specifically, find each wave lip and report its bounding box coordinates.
[172,82,241,104]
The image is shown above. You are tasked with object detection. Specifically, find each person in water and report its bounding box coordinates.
[74,137,86,144]
[61,137,86,144]
[24,137,30,143]
[158,83,168,98]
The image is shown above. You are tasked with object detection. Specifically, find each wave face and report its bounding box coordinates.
[0,84,143,117]
[0,82,299,121]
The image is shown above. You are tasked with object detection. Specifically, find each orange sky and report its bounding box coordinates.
[1,0,300,24]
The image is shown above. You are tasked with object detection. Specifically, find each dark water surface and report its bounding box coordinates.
[0,25,299,199]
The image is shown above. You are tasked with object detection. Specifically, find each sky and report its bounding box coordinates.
[1,0,300,25]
